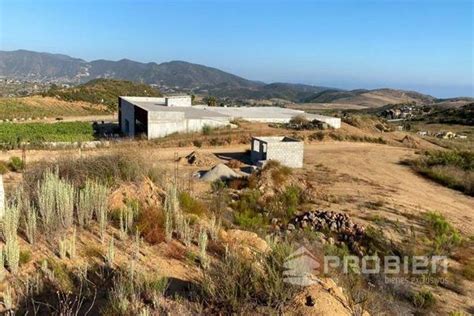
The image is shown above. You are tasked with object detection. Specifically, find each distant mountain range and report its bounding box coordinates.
[1,49,471,107]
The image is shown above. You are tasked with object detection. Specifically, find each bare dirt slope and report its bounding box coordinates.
[304,142,474,236]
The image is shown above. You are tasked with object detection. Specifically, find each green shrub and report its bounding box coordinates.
[407,150,474,196]
[8,156,25,172]
[234,209,266,230]
[425,212,462,255]
[202,124,212,135]
[461,260,474,281]
[19,249,32,265]
[412,289,436,309]
[266,185,302,220]
[0,161,8,174]
[193,139,203,147]
[178,191,207,216]
[309,131,325,141]
[233,189,266,230]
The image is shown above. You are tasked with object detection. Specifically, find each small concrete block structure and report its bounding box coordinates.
[250,136,304,168]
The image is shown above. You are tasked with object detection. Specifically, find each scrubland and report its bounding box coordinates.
[0,114,472,315]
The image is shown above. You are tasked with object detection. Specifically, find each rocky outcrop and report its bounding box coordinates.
[276,210,366,256]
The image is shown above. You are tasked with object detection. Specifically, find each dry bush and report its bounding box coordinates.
[248,160,293,189]
[406,150,474,196]
[264,161,292,186]
[24,152,156,189]
[226,159,242,169]
[165,242,186,260]
[0,160,9,174]
[105,269,168,315]
[199,242,298,314]
[226,177,249,190]
[135,206,165,244]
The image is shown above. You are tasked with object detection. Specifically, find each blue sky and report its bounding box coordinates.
[0,0,472,97]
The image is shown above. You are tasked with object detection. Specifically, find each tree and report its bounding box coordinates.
[204,96,217,107]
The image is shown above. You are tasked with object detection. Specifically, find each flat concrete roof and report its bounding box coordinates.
[252,136,301,143]
[195,106,306,120]
[120,97,229,120]
[121,97,339,124]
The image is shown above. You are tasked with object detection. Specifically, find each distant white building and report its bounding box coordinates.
[118,96,341,139]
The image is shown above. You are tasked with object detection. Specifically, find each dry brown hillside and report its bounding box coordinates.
[0,96,110,121]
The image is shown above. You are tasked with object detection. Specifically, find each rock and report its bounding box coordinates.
[219,229,270,259]
[288,223,296,231]
[285,277,365,316]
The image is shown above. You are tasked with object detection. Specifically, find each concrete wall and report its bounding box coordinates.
[251,137,304,168]
[306,114,341,129]
[250,138,267,162]
[147,115,230,139]
[266,141,304,168]
[165,96,192,107]
[120,99,136,137]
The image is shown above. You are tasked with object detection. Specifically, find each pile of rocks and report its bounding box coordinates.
[281,210,366,256]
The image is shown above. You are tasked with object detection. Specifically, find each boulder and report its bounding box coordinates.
[219,229,270,259]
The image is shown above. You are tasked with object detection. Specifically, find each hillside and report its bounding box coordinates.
[419,102,474,125]
[0,50,87,81]
[41,78,161,110]
[303,88,436,108]
[0,95,110,120]
[2,50,467,107]
[208,82,331,100]
[0,50,332,101]
[0,50,263,90]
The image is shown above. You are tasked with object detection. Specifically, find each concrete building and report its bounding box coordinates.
[250,136,304,168]
[119,96,231,138]
[119,96,341,139]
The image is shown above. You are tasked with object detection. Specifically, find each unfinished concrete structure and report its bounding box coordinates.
[119,96,230,138]
[250,136,304,168]
[119,96,341,139]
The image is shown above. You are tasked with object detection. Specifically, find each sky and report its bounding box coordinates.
[0,0,472,98]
